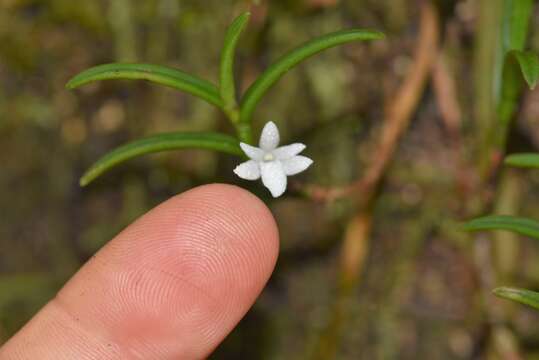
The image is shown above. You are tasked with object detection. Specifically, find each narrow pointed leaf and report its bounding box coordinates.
[463,215,539,240]
[513,50,539,89]
[67,63,223,108]
[495,0,534,125]
[239,29,384,123]
[479,0,533,159]
[493,287,539,310]
[500,0,533,53]
[505,153,539,168]
[80,132,242,186]
[220,12,250,115]
[499,51,539,124]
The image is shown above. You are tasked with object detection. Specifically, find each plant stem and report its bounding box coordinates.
[299,1,439,203]
[223,103,252,144]
[471,5,526,356]
[108,0,137,62]
[234,121,253,144]
[474,0,501,176]
[492,169,522,281]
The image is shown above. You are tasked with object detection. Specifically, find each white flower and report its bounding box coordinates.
[234,121,313,198]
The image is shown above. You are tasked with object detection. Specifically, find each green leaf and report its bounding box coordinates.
[239,29,384,124]
[67,63,223,108]
[501,0,533,53]
[478,0,534,163]
[493,287,539,310]
[80,132,242,186]
[505,153,539,168]
[496,0,534,125]
[463,215,539,240]
[220,12,250,117]
[513,51,539,89]
[498,51,539,124]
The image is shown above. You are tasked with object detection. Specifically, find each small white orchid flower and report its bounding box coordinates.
[234,121,313,198]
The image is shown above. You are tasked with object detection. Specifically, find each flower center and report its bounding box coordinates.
[263,153,275,162]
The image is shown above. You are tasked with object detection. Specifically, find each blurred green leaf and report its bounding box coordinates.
[478,0,534,165]
[239,29,384,124]
[463,215,539,240]
[67,63,223,108]
[496,0,534,125]
[501,0,533,52]
[493,287,539,310]
[220,12,250,118]
[512,51,539,89]
[499,51,539,124]
[505,153,539,168]
[81,132,242,186]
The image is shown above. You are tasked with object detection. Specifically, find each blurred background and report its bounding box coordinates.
[3,0,539,358]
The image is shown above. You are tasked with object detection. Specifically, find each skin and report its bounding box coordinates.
[0,184,279,359]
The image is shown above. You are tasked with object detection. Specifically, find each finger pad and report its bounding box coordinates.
[48,184,278,359]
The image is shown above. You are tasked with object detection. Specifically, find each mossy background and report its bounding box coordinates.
[3,0,539,358]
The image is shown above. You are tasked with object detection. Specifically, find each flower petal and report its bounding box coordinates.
[259,121,280,151]
[273,143,306,160]
[261,161,287,198]
[240,142,264,160]
[281,155,313,176]
[234,160,261,180]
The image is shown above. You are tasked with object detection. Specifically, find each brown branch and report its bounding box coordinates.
[299,1,439,204]
[432,54,461,144]
[311,3,440,358]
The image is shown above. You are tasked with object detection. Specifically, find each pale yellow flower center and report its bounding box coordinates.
[263,153,275,162]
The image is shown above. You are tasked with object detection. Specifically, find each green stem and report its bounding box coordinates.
[108,0,137,61]
[234,121,253,144]
[224,107,240,124]
[493,169,522,282]
[222,104,252,144]
[474,0,503,179]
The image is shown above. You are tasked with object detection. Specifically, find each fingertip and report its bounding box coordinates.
[1,183,280,360]
[161,183,280,273]
[100,183,281,357]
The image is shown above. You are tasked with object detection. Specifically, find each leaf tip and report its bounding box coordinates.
[492,287,510,297]
[65,79,76,90]
[459,221,474,232]
[79,174,91,187]
[234,11,251,24]
[503,156,515,166]
[375,30,386,39]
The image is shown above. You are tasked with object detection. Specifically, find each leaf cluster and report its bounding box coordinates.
[464,156,539,310]
[68,12,383,186]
